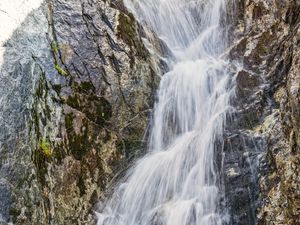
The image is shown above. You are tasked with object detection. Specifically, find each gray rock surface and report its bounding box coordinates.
[0,0,165,224]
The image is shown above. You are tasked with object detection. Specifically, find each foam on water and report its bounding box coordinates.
[97,0,235,224]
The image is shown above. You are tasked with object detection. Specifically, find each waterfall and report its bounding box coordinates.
[97,0,235,224]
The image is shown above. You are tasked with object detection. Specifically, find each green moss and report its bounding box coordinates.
[51,41,60,54]
[30,71,49,139]
[117,12,148,59]
[80,81,94,92]
[9,208,20,217]
[39,139,53,158]
[65,114,89,160]
[65,113,74,129]
[65,82,112,125]
[67,95,80,109]
[34,138,51,186]
[117,12,136,47]
[55,63,69,76]
[69,131,88,160]
[257,40,268,55]
[9,207,21,222]
[50,40,70,76]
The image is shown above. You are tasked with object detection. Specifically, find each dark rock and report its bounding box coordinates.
[225,0,300,224]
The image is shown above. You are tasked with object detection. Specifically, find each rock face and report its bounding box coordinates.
[0,0,164,224]
[224,0,300,224]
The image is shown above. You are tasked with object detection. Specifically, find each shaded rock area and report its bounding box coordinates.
[0,0,165,224]
[224,0,300,224]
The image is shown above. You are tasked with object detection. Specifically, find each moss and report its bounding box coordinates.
[34,140,49,186]
[256,40,268,55]
[30,69,53,185]
[67,95,80,109]
[65,81,112,126]
[9,207,21,222]
[55,63,69,76]
[65,113,74,129]
[50,40,70,76]
[9,207,20,217]
[80,81,94,92]
[117,12,148,59]
[30,70,51,140]
[39,139,53,158]
[51,41,59,54]
[117,12,136,47]
[65,114,89,160]
[63,97,112,160]
[69,132,88,160]
[34,137,59,183]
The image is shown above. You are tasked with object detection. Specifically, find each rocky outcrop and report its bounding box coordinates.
[0,0,165,224]
[225,0,300,224]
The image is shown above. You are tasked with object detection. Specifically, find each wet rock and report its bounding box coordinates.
[225,0,300,224]
[0,0,166,224]
[222,129,265,225]
[236,70,261,99]
[236,70,260,90]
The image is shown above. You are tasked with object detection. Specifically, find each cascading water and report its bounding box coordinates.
[97,0,236,224]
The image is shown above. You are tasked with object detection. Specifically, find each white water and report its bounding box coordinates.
[97,0,235,224]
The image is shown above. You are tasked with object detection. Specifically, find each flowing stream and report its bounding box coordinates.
[97,0,236,224]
